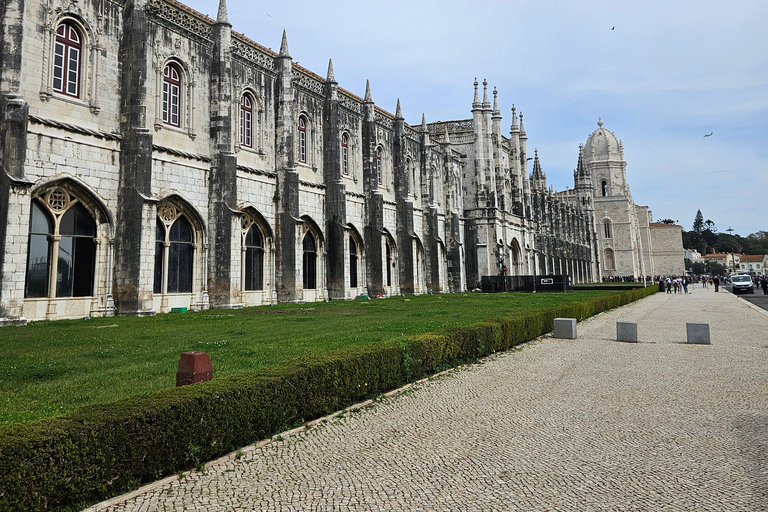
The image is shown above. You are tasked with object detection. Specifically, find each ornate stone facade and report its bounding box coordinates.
[1,0,648,323]
[561,120,683,279]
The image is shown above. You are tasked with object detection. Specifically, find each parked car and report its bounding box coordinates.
[730,274,755,294]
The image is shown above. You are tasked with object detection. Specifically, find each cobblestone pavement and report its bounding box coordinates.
[90,287,768,511]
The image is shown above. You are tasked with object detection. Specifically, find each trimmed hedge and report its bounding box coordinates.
[0,287,655,511]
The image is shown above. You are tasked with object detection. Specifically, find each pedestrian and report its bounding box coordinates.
[682,276,689,294]
[761,276,768,295]
[666,277,672,293]
[714,276,720,292]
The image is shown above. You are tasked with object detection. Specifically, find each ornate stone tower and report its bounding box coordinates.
[583,119,643,279]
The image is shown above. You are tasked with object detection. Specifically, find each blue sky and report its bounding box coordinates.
[185,0,768,237]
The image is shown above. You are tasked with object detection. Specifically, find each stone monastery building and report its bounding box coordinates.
[0,0,682,322]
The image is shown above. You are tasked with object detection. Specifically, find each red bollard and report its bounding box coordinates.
[176,351,213,387]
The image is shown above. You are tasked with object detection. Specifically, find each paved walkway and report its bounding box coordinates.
[89,287,768,511]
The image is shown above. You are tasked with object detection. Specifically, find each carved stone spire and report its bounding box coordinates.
[576,144,588,177]
[472,78,480,109]
[532,148,547,191]
[421,113,427,132]
[278,29,290,57]
[482,79,490,108]
[519,112,526,137]
[364,79,372,103]
[395,98,403,119]
[444,125,450,143]
[492,87,500,114]
[216,0,229,24]
[510,104,518,132]
[326,59,336,83]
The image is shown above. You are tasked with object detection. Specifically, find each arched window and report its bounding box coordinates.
[53,21,82,98]
[341,133,349,176]
[162,63,182,127]
[604,248,615,270]
[406,158,415,196]
[297,115,307,164]
[243,218,264,291]
[303,231,317,289]
[604,220,612,239]
[349,236,358,288]
[154,203,194,294]
[376,147,383,185]
[601,180,608,197]
[25,192,96,298]
[240,94,254,148]
[385,242,392,287]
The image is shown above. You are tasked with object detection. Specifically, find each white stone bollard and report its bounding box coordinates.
[686,323,710,345]
[616,321,638,342]
[553,318,577,339]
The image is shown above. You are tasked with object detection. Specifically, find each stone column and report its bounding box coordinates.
[207,11,240,308]
[114,0,156,315]
[322,60,348,300]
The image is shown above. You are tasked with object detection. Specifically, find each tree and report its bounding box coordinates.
[705,260,726,275]
[693,210,704,234]
[690,260,707,274]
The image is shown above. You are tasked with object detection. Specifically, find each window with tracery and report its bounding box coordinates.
[349,237,358,288]
[303,231,317,289]
[297,116,307,163]
[240,94,254,148]
[241,214,264,291]
[162,64,182,127]
[25,189,96,298]
[341,133,349,176]
[376,147,383,185]
[53,21,82,98]
[604,220,612,239]
[154,202,194,294]
[601,180,608,197]
[406,158,414,196]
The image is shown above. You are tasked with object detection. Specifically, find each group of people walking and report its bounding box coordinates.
[659,276,691,294]
[658,274,768,295]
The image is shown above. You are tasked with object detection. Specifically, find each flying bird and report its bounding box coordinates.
[704,132,713,137]
[612,26,615,30]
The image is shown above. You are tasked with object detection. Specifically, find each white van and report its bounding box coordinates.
[730,274,755,294]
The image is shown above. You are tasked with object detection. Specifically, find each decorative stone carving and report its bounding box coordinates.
[231,38,275,71]
[146,0,213,41]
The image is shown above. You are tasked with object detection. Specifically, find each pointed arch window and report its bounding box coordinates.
[604,220,612,239]
[242,215,264,291]
[154,203,194,294]
[240,94,254,148]
[341,133,349,176]
[53,21,82,98]
[406,158,415,196]
[601,180,608,197]
[162,64,182,127]
[297,116,308,164]
[25,191,96,298]
[303,231,317,289]
[349,236,358,288]
[385,242,392,287]
[604,248,615,270]
[376,147,383,185]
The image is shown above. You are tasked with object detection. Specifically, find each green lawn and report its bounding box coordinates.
[0,291,616,425]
